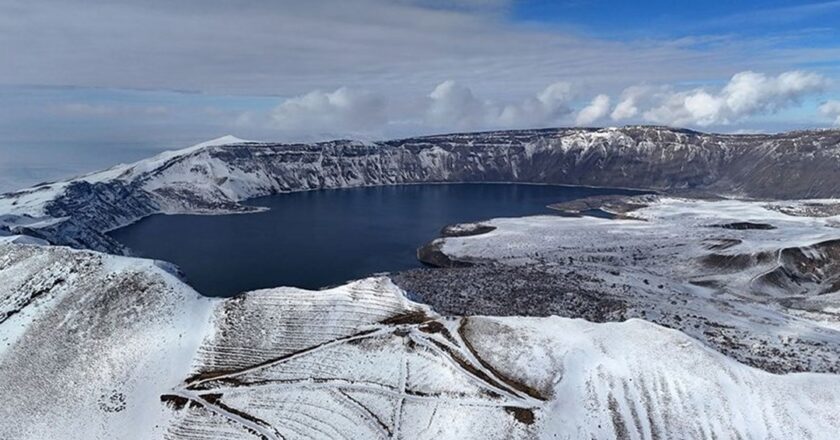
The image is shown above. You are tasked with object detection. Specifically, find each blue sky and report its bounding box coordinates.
[1,0,839,191]
[514,0,840,39]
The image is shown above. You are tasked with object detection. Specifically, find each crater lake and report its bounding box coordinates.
[109,183,644,296]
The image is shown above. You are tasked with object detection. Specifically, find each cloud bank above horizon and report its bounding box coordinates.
[236,69,834,137]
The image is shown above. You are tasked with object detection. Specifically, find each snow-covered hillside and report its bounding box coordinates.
[1,242,839,439]
[1,127,840,253]
[0,243,213,439]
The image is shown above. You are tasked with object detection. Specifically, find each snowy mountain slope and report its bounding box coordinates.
[0,244,214,440]
[471,317,840,440]
[401,196,840,374]
[2,242,839,439]
[1,127,840,253]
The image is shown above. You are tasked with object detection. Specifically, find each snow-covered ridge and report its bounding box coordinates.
[1,126,839,253]
[80,135,253,184]
[2,242,839,439]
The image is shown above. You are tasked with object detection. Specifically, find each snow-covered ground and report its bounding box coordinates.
[414,197,840,374]
[2,242,839,439]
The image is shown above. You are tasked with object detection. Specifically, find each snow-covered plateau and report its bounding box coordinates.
[2,126,840,439]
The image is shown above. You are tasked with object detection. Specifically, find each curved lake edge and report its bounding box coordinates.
[109,183,650,297]
[104,181,661,233]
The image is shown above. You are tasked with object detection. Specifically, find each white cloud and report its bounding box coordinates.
[239,81,578,136]
[268,87,386,132]
[820,100,840,126]
[425,80,575,130]
[576,94,611,126]
[425,80,488,129]
[497,82,574,127]
[247,72,835,137]
[249,80,580,136]
[723,71,827,114]
[642,70,829,126]
[611,98,638,121]
[537,82,575,112]
[611,85,669,121]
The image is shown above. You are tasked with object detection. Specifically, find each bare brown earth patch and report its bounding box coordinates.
[504,406,536,425]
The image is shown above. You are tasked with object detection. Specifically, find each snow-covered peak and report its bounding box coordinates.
[194,134,250,148]
[126,135,251,173]
[149,135,251,165]
[0,135,256,220]
[162,135,253,162]
[82,135,254,184]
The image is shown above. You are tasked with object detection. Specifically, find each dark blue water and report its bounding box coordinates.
[110,184,642,296]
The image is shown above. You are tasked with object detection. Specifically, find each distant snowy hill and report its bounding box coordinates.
[1,126,840,253]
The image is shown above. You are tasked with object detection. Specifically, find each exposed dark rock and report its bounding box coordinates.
[709,222,776,230]
[393,265,628,323]
[548,194,654,217]
[753,239,840,295]
[440,223,496,238]
[417,240,476,268]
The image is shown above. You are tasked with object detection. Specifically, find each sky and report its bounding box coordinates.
[1,0,840,191]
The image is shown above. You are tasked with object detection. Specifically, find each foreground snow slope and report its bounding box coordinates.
[1,127,840,253]
[0,243,214,439]
[1,242,839,439]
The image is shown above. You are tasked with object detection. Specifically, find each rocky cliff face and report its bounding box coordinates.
[1,127,839,252]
